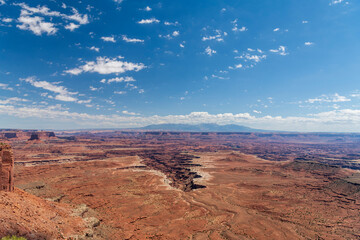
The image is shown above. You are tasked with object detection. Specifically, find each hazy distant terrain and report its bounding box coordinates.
[138,123,266,132]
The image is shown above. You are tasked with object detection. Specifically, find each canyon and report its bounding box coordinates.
[0,130,359,239]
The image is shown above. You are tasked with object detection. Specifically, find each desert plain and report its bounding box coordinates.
[0,130,359,239]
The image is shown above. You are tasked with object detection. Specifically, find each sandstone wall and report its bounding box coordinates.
[0,144,14,192]
[0,130,56,140]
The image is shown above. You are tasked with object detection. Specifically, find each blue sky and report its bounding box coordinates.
[1,0,360,131]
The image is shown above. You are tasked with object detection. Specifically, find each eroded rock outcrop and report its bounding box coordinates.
[0,130,56,141]
[139,151,205,191]
[0,143,14,192]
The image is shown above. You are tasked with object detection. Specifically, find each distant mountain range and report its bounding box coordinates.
[138,123,267,132]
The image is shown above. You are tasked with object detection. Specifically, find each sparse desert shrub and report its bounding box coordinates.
[1,236,27,240]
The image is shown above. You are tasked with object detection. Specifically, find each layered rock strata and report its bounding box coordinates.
[0,143,14,192]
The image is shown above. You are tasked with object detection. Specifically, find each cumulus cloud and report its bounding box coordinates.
[89,86,99,91]
[307,93,351,103]
[101,76,136,84]
[232,48,267,69]
[142,6,152,11]
[159,31,180,40]
[0,0,5,5]
[122,110,140,115]
[16,3,89,24]
[17,15,57,35]
[65,56,146,75]
[2,18,13,23]
[2,105,360,131]
[0,97,27,105]
[137,18,160,24]
[236,53,267,63]
[202,29,226,42]
[0,83,13,91]
[228,63,244,70]
[15,3,88,35]
[232,19,247,32]
[64,22,80,31]
[101,36,116,42]
[89,46,99,52]
[304,42,314,46]
[273,28,280,32]
[205,46,216,56]
[269,46,288,56]
[329,0,345,5]
[122,35,144,43]
[21,76,78,102]
[164,21,179,26]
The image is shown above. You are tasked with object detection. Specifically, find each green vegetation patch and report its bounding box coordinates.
[1,236,27,240]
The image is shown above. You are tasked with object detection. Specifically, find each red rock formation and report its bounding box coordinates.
[0,130,56,141]
[0,143,14,192]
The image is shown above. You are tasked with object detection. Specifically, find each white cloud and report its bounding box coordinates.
[89,46,99,52]
[330,0,345,5]
[232,19,247,32]
[65,22,80,31]
[137,18,160,24]
[77,99,91,104]
[114,91,126,94]
[164,21,179,26]
[15,3,88,35]
[17,15,57,36]
[233,26,247,32]
[16,3,89,24]
[89,86,99,91]
[0,83,13,91]
[211,74,229,80]
[236,53,267,63]
[159,31,180,40]
[0,97,27,105]
[201,29,227,42]
[0,0,5,5]
[21,76,78,102]
[55,94,77,102]
[205,46,216,56]
[3,106,360,131]
[202,33,224,42]
[180,43,185,48]
[142,6,152,11]
[122,35,144,43]
[302,20,308,24]
[305,42,314,46]
[101,36,116,42]
[273,28,280,32]
[269,46,288,56]
[122,110,140,115]
[101,76,136,84]
[2,18,13,23]
[307,93,351,103]
[65,57,146,75]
